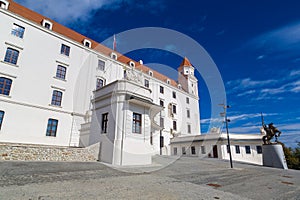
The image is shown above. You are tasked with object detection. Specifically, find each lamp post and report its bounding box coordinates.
[220,104,233,169]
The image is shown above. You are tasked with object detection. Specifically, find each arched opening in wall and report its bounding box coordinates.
[42,19,53,30]
[110,52,117,60]
[83,39,91,48]
[0,0,9,9]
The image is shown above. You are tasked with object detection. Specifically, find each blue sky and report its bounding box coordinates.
[15,0,300,147]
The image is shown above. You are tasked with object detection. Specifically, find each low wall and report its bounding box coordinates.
[0,143,100,162]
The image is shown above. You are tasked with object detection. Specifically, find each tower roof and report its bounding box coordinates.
[180,57,192,67]
[178,57,192,71]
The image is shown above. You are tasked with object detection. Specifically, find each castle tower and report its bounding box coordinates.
[178,57,198,96]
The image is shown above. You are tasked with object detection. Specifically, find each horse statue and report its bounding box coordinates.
[262,123,281,145]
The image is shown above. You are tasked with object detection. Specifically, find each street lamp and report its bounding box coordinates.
[219,104,233,168]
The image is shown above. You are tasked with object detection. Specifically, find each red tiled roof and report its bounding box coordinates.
[7,0,181,87]
[178,57,192,71]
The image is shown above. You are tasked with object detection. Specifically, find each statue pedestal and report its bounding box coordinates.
[262,144,288,169]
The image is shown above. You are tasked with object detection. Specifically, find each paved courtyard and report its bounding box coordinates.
[0,156,299,200]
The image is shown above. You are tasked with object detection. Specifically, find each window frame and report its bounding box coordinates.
[173,121,177,131]
[132,112,142,134]
[0,77,12,96]
[144,79,149,88]
[235,145,240,154]
[4,47,19,65]
[51,90,63,106]
[96,78,105,90]
[60,44,70,56]
[159,86,164,94]
[182,147,186,155]
[56,65,67,80]
[11,23,25,39]
[201,146,206,154]
[187,109,190,118]
[256,146,262,154]
[191,146,196,155]
[101,113,109,134]
[0,110,4,130]
[187,124,191,133]
[46,118,58,137]
[98,60,105,71]
[172,91,176,99]
[172,104,177,114]
[186,97,189,104]
[159,100,164,107]
[245,145,251,154]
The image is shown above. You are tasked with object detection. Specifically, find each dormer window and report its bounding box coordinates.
[178,84,182,89]
[110,52,117,60]
[166,79,170,84]
[83,39,91,48]
[42,19,53,30]
[128,61,135,68]
[0,0,9,9]
[149,71,153,77]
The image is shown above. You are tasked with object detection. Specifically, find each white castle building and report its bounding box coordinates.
[0,0,263,165]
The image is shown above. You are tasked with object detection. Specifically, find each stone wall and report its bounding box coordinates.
[0,143,100,162]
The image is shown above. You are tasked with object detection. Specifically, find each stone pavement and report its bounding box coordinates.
[0,156,299,200]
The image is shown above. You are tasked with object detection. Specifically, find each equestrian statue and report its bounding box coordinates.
[260,113,282,145]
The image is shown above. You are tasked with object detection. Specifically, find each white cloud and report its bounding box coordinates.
[243,21,300,60]
[290,70,300,76]
[15,0,166,24]
[227,78,277,91]
[237,90,256,97]
[15,0,120,23]
[256,55,265,60]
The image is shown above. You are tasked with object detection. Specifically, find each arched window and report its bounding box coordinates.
[0,77,12,96]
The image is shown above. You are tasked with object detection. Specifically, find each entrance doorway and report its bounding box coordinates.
[213,145,218,158]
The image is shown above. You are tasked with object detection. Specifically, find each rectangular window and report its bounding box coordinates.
[60,44,70,56]
[0,110,4,130]
[173,121,177,131]
[182,147,186,155]
[186,97,189,104]
[187,109,190,118]
[96,78,105,89]
[144,79,149,88]
[101,113,108,133]
[132,113,142,134]
[159,100,164,107]
[235,145,240,154]
[51,90,63,106]
[174,147,177,155]
[150,132,153,145]
[160,86,164,94]
[201,146,206,154]
[46,118,58,137]
[245,145,251,154]
[187,124,191,133]
[227,145,230,153]
[0,77,12,96]
[172,105,176,114]
[172,91,176,98]
[11,24,25,38]
[160,117,164,128]
[98,60,105,71]
[191,146,196,155]
[256,146,262,154]
[4,48,19,65]
[56,65,66,80]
